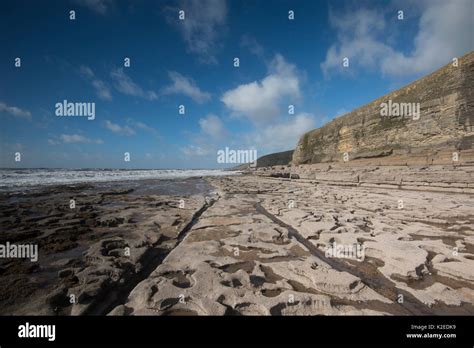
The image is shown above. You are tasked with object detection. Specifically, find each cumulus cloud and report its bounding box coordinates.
[181,112,316,164]
[321,0,473,77]
[74,0,114,14]
[321,8,389,75]
[110,68,157,100]
[161,71,211,103]
[79,65,112,101]
[249,113,316,153]
[221,54,301,124]
[198,114,227,139]
[104,120,136,136]
[165,0,227,64]
[183,113,315,162]
[60,134,103,144]
[381,0,473,75]
[0,102,32,120]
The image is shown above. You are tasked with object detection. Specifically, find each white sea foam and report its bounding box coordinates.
[0,169,239,191]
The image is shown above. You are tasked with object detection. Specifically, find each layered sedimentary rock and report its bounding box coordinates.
[256,163,474,194]
[293,51,474,165]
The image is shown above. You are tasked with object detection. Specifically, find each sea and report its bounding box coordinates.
[0,168,239,192]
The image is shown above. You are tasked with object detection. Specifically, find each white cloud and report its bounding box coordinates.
[110,68,157,100]
[321,8,389,75]
[322,0,473,77]
[0,102,32,120]
[132,121,154,133]
[79,65,112,101]
[241,34,264,58]
[181,113,316,163]
[91,79,112,100]
[60,134,103,144]
[162,71,211,103]
[221,54,301,124]
[180,114,227,161]
[181,144,213,157]
[198,114,227,139]
[74,0,113,14]
[79,65,94,79]
[381,0,473,75]
[104,120,136,136]
[249,113,316,153]
[105,118,159,137]
[127,119,159,135]
[166,0,227,64]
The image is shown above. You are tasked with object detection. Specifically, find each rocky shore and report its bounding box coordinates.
[0,178,215,315]
[120,170,474,315]
[1,168,473,316]
[0,167,474,315]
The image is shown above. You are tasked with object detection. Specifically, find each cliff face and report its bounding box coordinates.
[293,51,474,165]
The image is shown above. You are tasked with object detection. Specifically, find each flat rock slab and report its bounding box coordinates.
[2,173,473,316]
[120,174,474,315]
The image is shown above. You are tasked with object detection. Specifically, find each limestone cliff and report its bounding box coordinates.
[293,51,474,165]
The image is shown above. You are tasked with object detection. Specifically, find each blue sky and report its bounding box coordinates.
[0,0,472,168]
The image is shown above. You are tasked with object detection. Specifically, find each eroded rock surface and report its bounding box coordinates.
[2,172,473,316]
[0,181,209,315]
[120,173,474,315]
